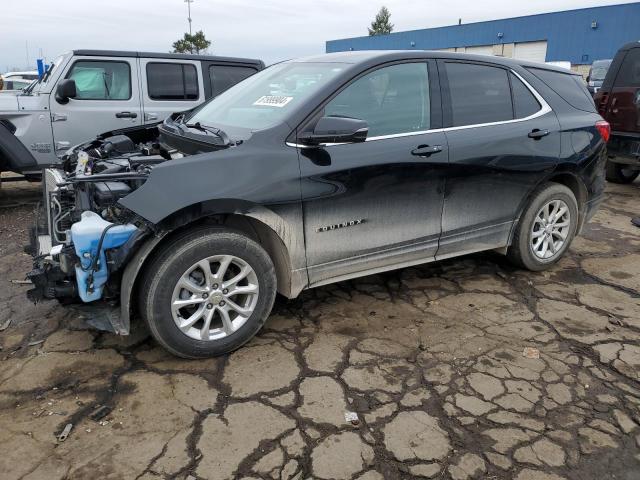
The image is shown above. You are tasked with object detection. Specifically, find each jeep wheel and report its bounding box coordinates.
[139,227,277,358]
[605,161,640,184]
[508,183,578,271]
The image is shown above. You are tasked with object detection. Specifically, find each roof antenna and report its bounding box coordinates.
[458,18,462,25]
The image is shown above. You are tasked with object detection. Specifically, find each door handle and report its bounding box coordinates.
[51,113,67,122]
[528,129,550,140]
[115,111,138,119]
[144,112,158,122]
[411,144,443,157]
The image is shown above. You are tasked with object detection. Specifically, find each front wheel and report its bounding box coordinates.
[139,227,277,358]
[605,161,640,184]
[508,183,578,271]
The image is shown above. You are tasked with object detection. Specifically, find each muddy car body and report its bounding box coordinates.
[27,51,609,357]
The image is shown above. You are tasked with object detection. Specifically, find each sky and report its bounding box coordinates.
[1,0,637,71]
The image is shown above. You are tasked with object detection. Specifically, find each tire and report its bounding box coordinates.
[507,183,578,271]
[139,227,277,358]
[605,161,640,184]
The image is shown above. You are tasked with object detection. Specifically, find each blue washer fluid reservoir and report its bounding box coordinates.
[70,211,138,302]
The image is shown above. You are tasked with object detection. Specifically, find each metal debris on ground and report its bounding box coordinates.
[522,346,540,359]
[0,319,11,331]
[27,339,45,346]
[90,405,112,422]
[344,411,360,425]
[57,423,73,442]
[10,279,31,284]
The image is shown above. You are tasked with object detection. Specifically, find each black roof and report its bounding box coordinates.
[616,41,640,52]
[72,49,264,66]
[293,50,579,75]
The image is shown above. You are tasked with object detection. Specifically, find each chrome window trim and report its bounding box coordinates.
[287,68,551,149]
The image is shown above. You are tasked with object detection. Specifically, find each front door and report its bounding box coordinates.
[50,57,142,154]
[298,61,448,286]
[437,60,561,258]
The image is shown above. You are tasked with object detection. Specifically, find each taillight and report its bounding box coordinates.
[595,120,610,143]
[595,92,608,116]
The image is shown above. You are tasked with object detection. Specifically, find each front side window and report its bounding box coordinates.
[67,60,131,100]
[445,62,512,127]
[325,62,430,137]
[147,63,199,100]
[209,65,257,97]
[188,62,346,131]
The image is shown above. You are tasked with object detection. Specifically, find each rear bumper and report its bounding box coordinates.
[607,133,640,167]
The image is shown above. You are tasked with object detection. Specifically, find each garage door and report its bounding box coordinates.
[465,45,493,56]
[513,41,548,63]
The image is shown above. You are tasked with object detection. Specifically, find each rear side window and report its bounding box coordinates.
[209,65,257,97]
[511,73,541,119]
[445,62,513,127]
[147,63,199,100]
[615,48,640,87]
[528,68,595,112]
[67,61,131,100]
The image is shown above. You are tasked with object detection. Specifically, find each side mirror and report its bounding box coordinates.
[299,116,368,146]
[55,79,77,104]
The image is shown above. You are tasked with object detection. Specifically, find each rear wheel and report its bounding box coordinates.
[139,227,277,358]
[605,161,640,184]
[508,183,578,271]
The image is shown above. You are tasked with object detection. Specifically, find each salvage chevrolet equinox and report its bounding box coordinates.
[25,51,609,358]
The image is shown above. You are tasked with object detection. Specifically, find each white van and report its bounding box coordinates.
[0,50,264,177]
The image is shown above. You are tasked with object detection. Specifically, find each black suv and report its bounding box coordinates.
[28,51,609,358]
[595,42,640,183]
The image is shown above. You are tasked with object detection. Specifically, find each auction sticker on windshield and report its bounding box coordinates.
[253,95,293,107]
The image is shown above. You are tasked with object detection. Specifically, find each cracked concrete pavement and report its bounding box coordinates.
[1,176,640,480]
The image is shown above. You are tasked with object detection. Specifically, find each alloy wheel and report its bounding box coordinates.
[530,199,571,260]
[170,255,259,341]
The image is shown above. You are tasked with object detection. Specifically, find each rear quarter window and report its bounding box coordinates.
[527,67,595,112]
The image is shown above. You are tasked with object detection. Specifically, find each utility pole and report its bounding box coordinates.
[185,0,194,35]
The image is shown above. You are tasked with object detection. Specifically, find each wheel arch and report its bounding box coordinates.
[506,168,588,250]
[119,200,307,334]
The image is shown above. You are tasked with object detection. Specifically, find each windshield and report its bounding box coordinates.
[590,62,611,81]
[188,62,346,131]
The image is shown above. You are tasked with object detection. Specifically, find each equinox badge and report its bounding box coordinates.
[316,219,365,233]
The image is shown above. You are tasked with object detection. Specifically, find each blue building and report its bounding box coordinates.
[326,3,640,74]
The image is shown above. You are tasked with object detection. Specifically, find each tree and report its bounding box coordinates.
[368,6,393,36]
[172,30,211,54]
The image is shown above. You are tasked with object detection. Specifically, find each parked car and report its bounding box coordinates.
[0,50,264,178]
[587,59,612,96]
[0,78,34,91]
[24,51,608,358]
[594,42,640,183]
[1,71,39,81]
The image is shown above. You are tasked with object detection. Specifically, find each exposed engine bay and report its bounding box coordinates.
[26,126,186,324]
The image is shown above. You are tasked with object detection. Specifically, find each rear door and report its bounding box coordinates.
[437,60,561,258]
[140,58,204,123]
[50,56,142,154]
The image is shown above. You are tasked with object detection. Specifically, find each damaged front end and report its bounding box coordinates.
[26,124,185,333]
